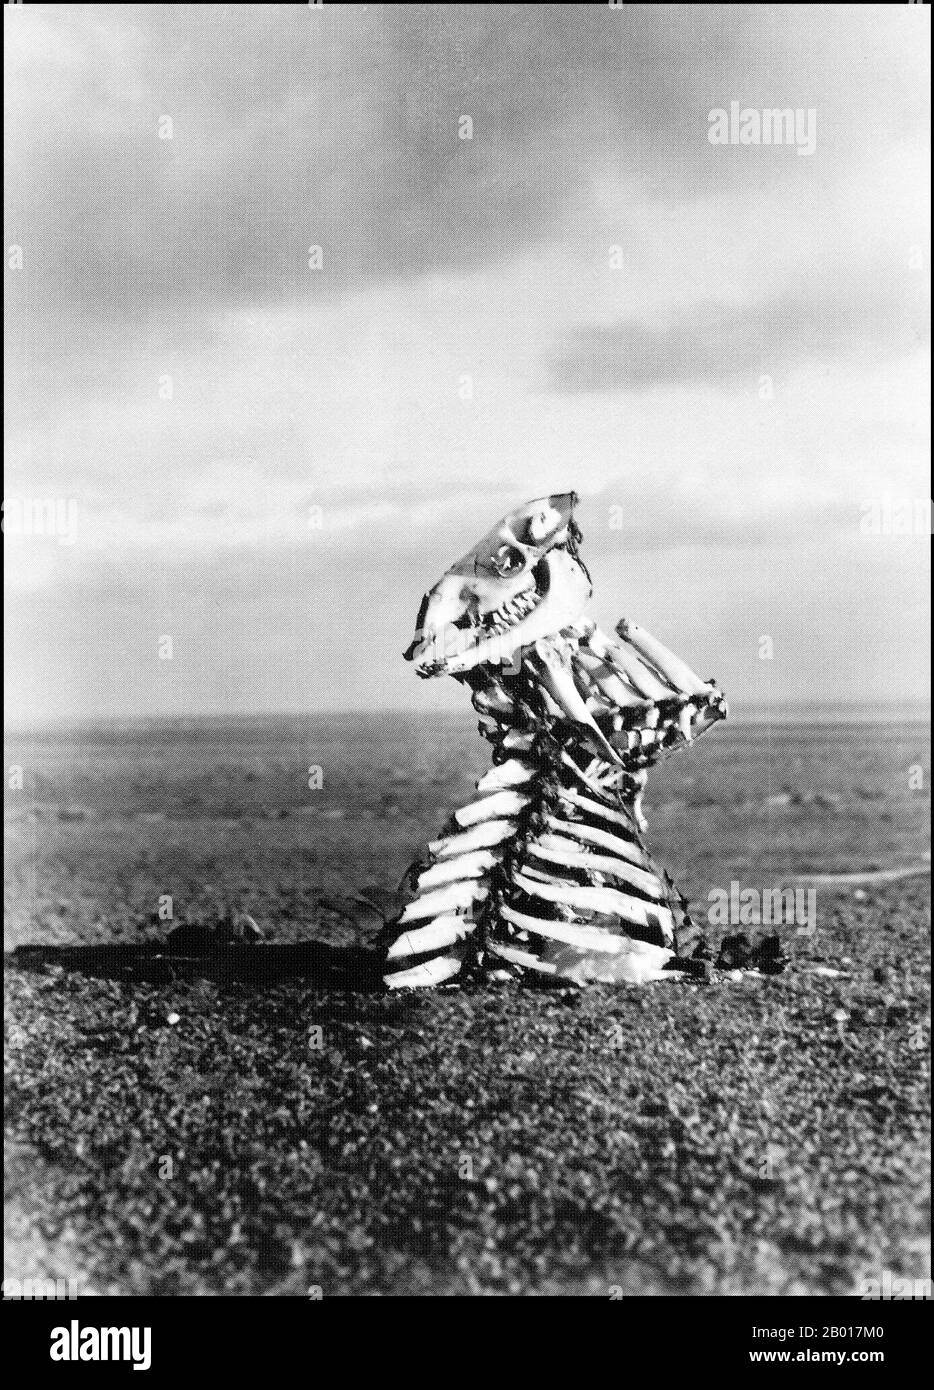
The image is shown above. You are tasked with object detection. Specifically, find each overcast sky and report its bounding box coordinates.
[4,3,930,722]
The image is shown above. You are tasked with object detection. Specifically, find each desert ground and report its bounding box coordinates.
[4,710,930,1296]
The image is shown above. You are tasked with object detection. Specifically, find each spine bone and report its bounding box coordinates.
[383,619,725,988]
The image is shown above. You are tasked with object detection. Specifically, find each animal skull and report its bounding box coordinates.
[404,491,592,677]
[385,492,736,991]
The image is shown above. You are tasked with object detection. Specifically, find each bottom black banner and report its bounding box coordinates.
[4,1293,929,1378]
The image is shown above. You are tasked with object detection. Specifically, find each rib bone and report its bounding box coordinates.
[382,495,728,988]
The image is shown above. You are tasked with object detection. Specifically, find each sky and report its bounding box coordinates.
[4,3,931,722]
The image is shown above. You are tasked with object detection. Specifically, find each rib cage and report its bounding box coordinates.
[384,617,727,989]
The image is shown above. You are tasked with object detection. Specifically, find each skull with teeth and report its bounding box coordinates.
[404,492,591,677]
[384,492,737,992]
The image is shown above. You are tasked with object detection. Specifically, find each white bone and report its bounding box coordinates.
[476,759,534,791]
[442,550,591,676]
[554,942,675,985]
[573,649,644,708]
[558,789,639,828]
[499,907,674,981]
[453,789,529,826]
[398,880,488,923]
[416,850,499,890]
[542,813,649,865]
[527,504,562,542]
[486,940,557,973]
[537,685,565,719]
[558,787,636,830]
[501,904,632,952]
[609,646,672,702]
[524,838,665,900]
[533,642,621,764]
[473,684,515,717]
[385,955,463,989]
[502,728,535,751]
[386,915,474,960]
[689,696,727,741]
[429,819,517,857]
[393,499,727,990]
[586,628,673,702]
[512,869,674,938]
[560,750,628,800]
[616,620,713,697]
[677,702,697,743]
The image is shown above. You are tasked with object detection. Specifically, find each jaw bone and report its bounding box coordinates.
[409,548,591,678]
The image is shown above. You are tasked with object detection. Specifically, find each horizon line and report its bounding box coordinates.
[4,697,931,736]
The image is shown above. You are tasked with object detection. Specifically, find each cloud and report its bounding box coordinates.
[549,277,930,392]
[3,4,930,719]
[6,3,927,340]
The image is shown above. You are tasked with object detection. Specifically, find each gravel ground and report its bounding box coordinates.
[5,874,929,1297]
[5,715,929,1295]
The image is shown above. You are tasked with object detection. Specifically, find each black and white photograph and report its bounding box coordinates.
[4,0,931,1329]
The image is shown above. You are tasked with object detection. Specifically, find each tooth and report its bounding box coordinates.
[443,550,591,676]
[615,620,713,698]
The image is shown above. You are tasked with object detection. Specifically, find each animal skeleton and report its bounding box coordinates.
[384,493,727,989]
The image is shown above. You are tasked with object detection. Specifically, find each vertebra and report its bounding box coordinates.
[384,494,726,989]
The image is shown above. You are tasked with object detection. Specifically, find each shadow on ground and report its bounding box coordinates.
[8,942,383,990]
